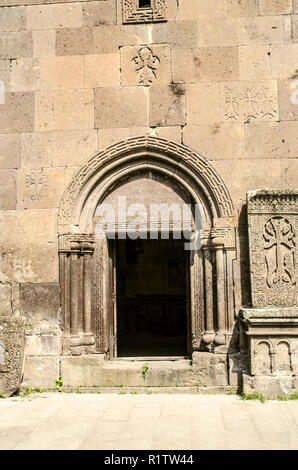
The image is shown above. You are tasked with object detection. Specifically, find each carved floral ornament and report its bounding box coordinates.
[132,47,160,85]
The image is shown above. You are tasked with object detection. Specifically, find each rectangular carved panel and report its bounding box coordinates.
[247,191,298,308]
[122,0,167,24]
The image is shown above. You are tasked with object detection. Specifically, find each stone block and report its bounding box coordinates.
[177,0,225,19]
[93,24,150,55]
[0,284,12,315]
[23,356,59,389]
[220,81,278,122]
[152,21,198,49]
[26,3,82,30]
[17,167,65,210]
[155,126,181,143]
[198,18,241,47]
[186,83,220,124]
[240,16,284,45]
[10,58,40,92]
[61,355,105,387]
[149,84,186,127]
[0,134,21,169]
[213,159,281,203]
[243,374,294,397]
[40,56,84,90]
[0,31,33,59]
[120,45,171,87]
[35,89,94,132]
[0,170,17,209]
[82,0,117,26]
[225,0,259,17]
[0,92,34,134]
[0,209,58,284]
[0,59,10,93]
[294,16,298,43]
[239,46,271,81]
[85,54,119,88]
[192,352,228,387]
[33,30,55,58]
[283,44,298,79]
[228,353,249,387]
[95,87,148,129]
[25,334,61,356]
[19,283,60,326]
[0,6,25,32]
[259,0,293,15]
[52,130,98,167]
[56,27,94,56]
[183,124,244,160]
[172,47,238,83]
[0,316,26,397]
[278,78,298,121]
[21,132,52,169]
[244,122,298,160]
[281,159,298,189]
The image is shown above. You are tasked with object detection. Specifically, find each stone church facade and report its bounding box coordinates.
[0,0,298,396]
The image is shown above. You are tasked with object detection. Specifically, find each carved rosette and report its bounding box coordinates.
[59,234,96,356]
[247,191,298,308]
[123,0,166,24]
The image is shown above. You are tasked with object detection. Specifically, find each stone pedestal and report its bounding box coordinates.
[241,190,298,397]
[0,316,26,397]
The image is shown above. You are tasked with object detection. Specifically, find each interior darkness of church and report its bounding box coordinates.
[116,238,189,357]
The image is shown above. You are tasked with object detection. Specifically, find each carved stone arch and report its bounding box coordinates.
[58,136,237,358]
[58,136,235,234]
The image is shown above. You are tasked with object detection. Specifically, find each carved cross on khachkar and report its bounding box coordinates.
[132,47,160,86]
[264,216,295,289]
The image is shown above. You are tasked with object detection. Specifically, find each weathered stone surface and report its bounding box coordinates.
[172,47,239,83]
[0,284,12,315]
[0,59,10,93]
[33,30,55,58]
[243,373,295,397]
[95,87,148,128]
[0,170,17,210]
[149,84,186,127]
[56,27,94,56]
[183,124,244,160]
[0,31,32,59]
[17,167,64,210]
[19,283,60,329]
[244,122,298,160]
[192,352,228,387]
[239,46,271,81]
[52,130,98,167]
[0,92,34,134]
[228,353,249,387]
[40,56,84,90]
[0,134,21,169]
[0,7,25,33]
[35,89,94,132]
[186,83,220,123]
[281,159,298,189]
[278,79,298,121]
[259,0,293,15]
[82,0,116,26]
[61,355,105,386]
[25,335,61,356]
[10,58,40,92]
[26,3,82,30]
[177,0,258,19]
[21,132,52,169]
[0,316,26,397]
[85,54,119,88]
[152,21,198,49]
[93,24,150,54]
[293,15,298,43]
[23,356,59,388]
[120,45,171,86]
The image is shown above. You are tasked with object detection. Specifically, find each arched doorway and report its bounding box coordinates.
[58,136,237,359]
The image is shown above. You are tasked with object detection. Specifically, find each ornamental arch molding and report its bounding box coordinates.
[57,136,238,357]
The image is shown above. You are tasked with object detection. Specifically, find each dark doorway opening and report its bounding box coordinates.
[115,238,189,357]
[139,0,151,8]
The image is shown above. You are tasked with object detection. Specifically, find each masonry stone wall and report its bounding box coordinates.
[0,0,298,391]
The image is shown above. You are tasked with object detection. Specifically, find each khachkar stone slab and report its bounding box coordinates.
[247,190,298,308]
[123,0,166,24]
[0,316,26,398]
[241,190,298,396]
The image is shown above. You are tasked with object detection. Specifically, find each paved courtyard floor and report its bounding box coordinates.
[0,393,297,450]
